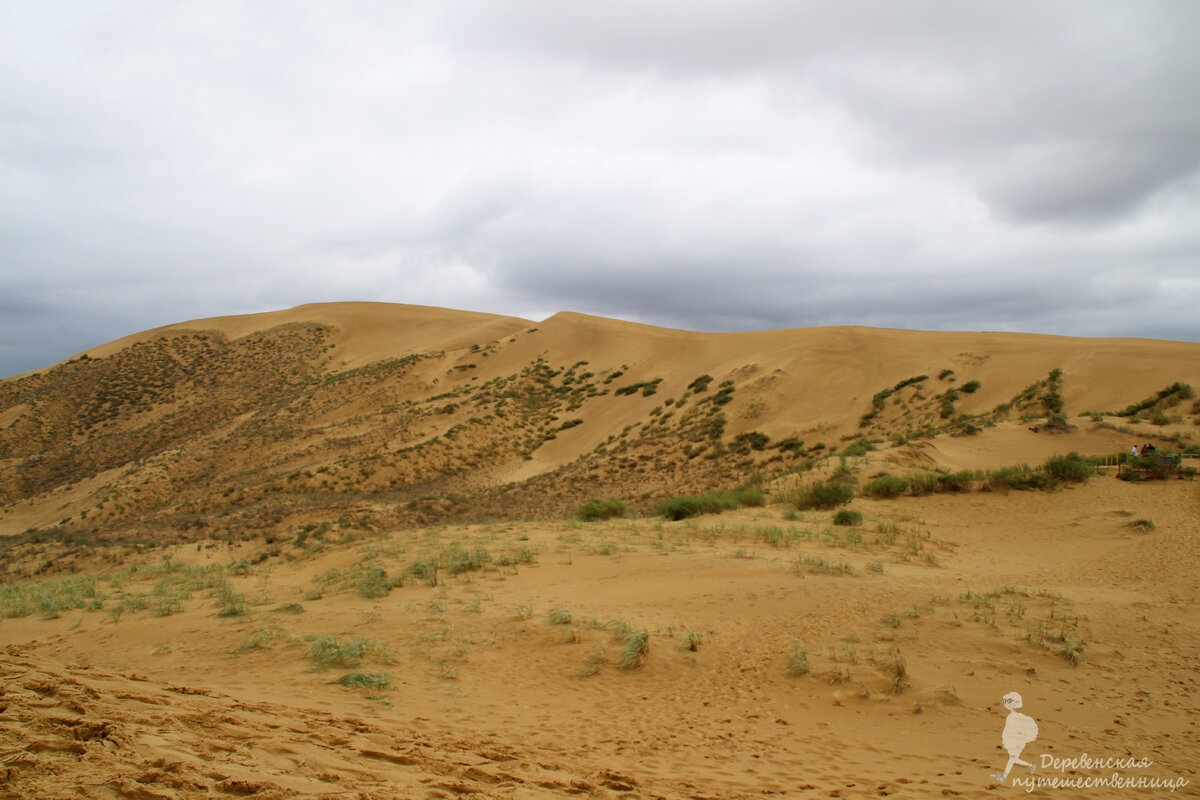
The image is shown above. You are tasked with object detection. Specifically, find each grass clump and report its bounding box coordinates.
[617,631,650,670]
[306,635,391,669]
[577,498,627,521]
[1059,639,1087,667]
[793,556,854,576]
[330,672,391,689]
[235,625,287,654]
[877,650,911,694]
[785,646,810,677]
[546,607,574,626]
[680,631,704,652]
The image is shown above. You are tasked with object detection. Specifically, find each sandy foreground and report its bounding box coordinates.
[3,476,1197,800]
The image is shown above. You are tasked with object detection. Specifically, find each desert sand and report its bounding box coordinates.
[2,303,1198,798]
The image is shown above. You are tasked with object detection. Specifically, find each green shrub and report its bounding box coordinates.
[793,481,854,510]
[657,487,764,520]
[577,498,627,521]
[840,440,876,458]
[833,509,863,526]
[937,470,978,492]
[961,380,981,393]
[862,475,908,499]
[729,486,766,507]
[907,472,941,496]
[986,466,1049,492]
[733,431,771,452]
[1042,452,1092,484]
[1121,450,1181,481]
[658,496,706,521]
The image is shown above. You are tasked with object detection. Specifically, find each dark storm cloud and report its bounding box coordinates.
[2,1,1199,378]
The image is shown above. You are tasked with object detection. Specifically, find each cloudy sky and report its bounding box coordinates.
[4,1,1199,377]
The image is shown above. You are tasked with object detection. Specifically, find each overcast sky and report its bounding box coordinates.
[3,1,1199,377]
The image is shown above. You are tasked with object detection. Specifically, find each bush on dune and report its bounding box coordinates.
[657,486,765,520]
[792,480,854,510]
[577,498,627,521]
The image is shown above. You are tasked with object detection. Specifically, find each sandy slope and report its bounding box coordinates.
[3,473,1198,799]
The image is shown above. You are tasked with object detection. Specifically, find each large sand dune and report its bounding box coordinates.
[2,303,1198,797]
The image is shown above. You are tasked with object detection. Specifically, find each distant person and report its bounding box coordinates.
[992,692,1037,784]
[1131,445,1138,458]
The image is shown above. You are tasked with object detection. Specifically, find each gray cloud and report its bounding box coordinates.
[2,1,1198,378]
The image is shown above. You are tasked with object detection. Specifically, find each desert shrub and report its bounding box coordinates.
[775,437,805,454]
[840,440,876,458]
[733,431,771,452]
[357,566,398,598]
[907,472,941,496]
[1118,382,1195,417]
[1042,452,1092,484]
[1043,413,1072,433]
[729,486,766,507]
[863,475,908,498]
[577,498,626,521]
[793,480,854,510]
[1120,450,1182,481]
[985,466,1049,492]
[937,470,978,492]
[658,496,705,520]
[961,380,981,393]
[1042,391,1064,414]
[688,374,713,393]
[657,487,763,520]
[833,509,863,526]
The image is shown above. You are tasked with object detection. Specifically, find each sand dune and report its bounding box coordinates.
[2,303,1198,798]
